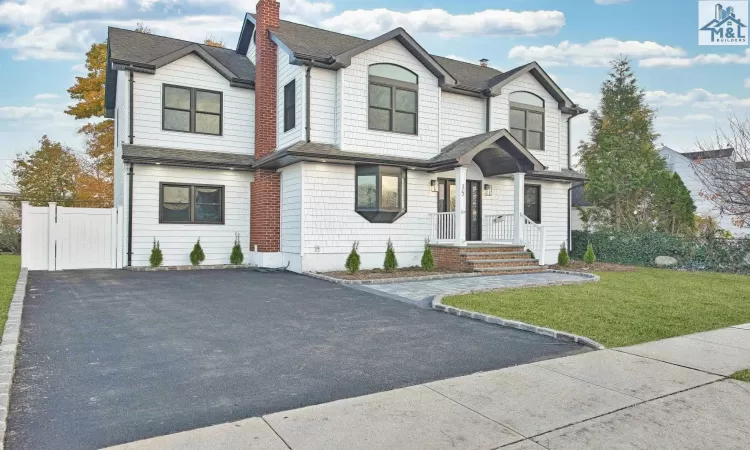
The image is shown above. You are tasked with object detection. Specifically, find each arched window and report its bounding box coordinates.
[509,91,545,151]
[368,64,418,135]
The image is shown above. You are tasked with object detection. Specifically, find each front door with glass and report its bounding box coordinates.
[437,179,482,242]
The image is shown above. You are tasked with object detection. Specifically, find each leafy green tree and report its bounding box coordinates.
[652,172,696,235]
[230,233,244,265]
[578,57,666,231]
[12,136,81,206]
[345,241,361,273]
[421,240,435,271]
[383,238,398,272]
[150,239,163,267]
[190,239,205,265]
[557,242,570,267]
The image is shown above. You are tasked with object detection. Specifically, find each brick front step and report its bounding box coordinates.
[460,251,531,260]
[468,259,539,269]
[430,245,540,272]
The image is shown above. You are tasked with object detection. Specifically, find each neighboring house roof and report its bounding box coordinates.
[105,27,256,118]
[736,161,750,169]
[122,144,254,170]
[680,148,734,160]
[571,184,592,207]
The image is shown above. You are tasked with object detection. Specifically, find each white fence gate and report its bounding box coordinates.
[21,202,124,271]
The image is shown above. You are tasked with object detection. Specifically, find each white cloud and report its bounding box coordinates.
[745,78,750,88]
[595,0,631,4]
[0,106,58,121]
[34,93,60,100]
[640,49,750,68]
[563,88,600,110]
[321,8,565,38]
[0,0,126,26]
[71,63,87,73]
[0,24,94,60]
[508,38,685,67]
[645,88,750,109]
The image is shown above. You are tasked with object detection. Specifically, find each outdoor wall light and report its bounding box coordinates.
[484,184,492,196]
[430,180,438,192]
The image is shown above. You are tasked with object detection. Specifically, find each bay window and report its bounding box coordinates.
[355,166,407,223]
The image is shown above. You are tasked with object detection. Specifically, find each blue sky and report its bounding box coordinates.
[0,0,748,188]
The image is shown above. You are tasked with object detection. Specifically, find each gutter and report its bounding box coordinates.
[127,163,134,266]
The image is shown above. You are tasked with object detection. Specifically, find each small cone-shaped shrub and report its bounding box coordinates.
[557,242,570,267]
[190,238,205,266]
[149,238,163,267]
[383,238,398,272]
[583,242,597,264]
[345,241,361,274]
[421,239,435,271]
[230,233,244,265]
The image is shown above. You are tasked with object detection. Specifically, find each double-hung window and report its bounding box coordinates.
[368,64,418,135]
[284,80,296,132]
[524,185,541,224]
[163,85,222,135]
[509,91,544,151]
[160,184,224,224]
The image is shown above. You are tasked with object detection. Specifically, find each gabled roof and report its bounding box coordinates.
[105,27,256,118]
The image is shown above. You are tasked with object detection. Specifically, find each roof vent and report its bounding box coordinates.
[479,58,489,68]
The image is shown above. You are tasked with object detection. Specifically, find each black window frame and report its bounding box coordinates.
[354,165,408,223]
[509,101,545,151]
[159,183,225,225]
[524,184,541,224]
[283,80,296,132]
[368,64,418,135]
[162,84,223,136]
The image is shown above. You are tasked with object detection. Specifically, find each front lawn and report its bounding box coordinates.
[0,255,20,339]
[443,268,750,348]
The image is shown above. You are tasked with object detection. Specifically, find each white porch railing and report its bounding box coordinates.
[522,215,547,265]
[483,215,514,243]
[429,212,455,243]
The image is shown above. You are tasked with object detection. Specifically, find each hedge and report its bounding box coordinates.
[572,230,750,274]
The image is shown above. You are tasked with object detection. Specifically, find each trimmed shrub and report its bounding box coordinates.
[230,233,244,265]
[384,238,398,272]
[149,239,163,268]
[583,242,597,264]
[557,242,570,267]
[421,240,435,271]
[345,241,361,274]
[190,238,205,266]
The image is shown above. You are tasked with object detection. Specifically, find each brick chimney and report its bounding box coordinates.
[251,0,281,252]
[479,58,489,68]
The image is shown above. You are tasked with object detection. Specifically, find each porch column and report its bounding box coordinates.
[513,172,525,245]
[454,166,468,246]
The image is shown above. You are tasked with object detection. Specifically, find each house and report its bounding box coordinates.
[104,0,588,273]
[570,184,592,232]
[659,146,748,236]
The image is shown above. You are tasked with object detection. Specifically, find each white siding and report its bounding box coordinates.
[539,180,572,263]
[309,68,337,144]
[339,39,440,159]
[247,35,256,64]
[280,163,302,254]
[441,92,486,147]
[130,164,252,266]
[277,50,305,149]
[490,73,562,171]
[114,70,129,208]
[560,112,571,169]
[132,53,255,154]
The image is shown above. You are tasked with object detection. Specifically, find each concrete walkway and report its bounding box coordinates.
[110,324,750,449]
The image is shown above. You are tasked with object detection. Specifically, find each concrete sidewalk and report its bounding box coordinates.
[110,324,750,449]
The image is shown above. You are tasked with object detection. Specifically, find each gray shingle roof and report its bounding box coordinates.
[108,27,255,84]
[681,148,734,160]
[123,144,253,170]
[431,56,504,91]
[253,141,434,169]
[431,130,503,163]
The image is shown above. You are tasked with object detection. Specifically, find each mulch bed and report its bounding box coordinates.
[323,267,465,280]
[552,260,637,273]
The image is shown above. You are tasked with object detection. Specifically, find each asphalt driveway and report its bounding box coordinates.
[7,269,586,449]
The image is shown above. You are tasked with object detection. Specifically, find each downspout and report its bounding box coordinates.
[305,63,312,142]
[128,71,134,144]
[485,95,491,133]
[127,163,134,266]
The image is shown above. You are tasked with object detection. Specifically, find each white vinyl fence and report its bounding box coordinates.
[21,202,124,271]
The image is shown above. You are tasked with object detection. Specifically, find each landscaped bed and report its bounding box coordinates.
[0,255,21,338]
[321,266,464,281]
[443,265,750,348]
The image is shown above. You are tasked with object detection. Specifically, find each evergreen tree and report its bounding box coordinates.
[345,241,361,274]
[578,57,666,231]
[583,242,597,264]
[421,240,435,271]
[190,239,205,265]
[149,239,163,267]
[230,233,244,265]
[557,242,570,267]
[652,172,696,235]
[383,238,398,272]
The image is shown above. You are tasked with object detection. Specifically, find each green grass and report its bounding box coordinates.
[0,255,20,340]
[731,369,750,382]
[443,268,750,348]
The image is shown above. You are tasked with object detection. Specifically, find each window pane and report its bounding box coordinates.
[195,204,221,223]
[195,187,221,204]
[369,84,391,109]
[357,175,377,208]
[164,86,191,110]
[196,91,221,113]
[164,109,190,132]
[510,128,525,145]
[381,175,399,209]
[393,112,416,134]
[510,109,525,128]
[162,203,190,222]
[395,89,416,113]
[163,185,190,204]
[527,112,544,131]
[528,131,543,150]
[510,91,544,107]
[524,186,540,223]
[369,108,391,131]
[369,64,417,84]
[195,113,220,134]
